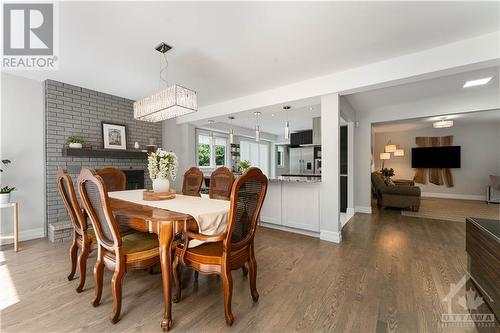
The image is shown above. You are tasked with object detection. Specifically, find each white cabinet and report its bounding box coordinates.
[282,182,320,232]
[260,182,282,225]
[260,181,320,233]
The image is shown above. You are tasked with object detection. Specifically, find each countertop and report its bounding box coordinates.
[269,175,321,183]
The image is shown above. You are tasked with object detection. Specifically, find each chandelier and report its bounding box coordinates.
[134,43,197,122]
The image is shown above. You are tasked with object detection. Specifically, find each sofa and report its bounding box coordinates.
[371,172,421,211]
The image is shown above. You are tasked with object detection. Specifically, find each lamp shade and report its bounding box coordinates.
[385,144,397,153]
[394,149,405,157]
[380,152,391,160]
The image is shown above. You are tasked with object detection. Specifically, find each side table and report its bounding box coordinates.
[0,202,19,252]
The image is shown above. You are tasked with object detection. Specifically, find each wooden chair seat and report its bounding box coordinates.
[175,241,223,265]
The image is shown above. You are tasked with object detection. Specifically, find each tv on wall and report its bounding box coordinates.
[411,146,461,168]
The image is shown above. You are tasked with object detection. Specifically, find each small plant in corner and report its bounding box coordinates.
[238,160,251,173]
[0,186,15,204]
[67,136,84,149]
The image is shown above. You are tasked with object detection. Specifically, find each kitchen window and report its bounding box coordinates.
[197,130,228,168]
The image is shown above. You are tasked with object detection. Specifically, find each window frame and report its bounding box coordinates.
[196,129,229,169]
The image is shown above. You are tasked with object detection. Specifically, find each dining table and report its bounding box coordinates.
[108,189,231,331]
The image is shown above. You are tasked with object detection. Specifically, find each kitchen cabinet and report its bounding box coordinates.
[260,182,282,225]
[290,130,313,147]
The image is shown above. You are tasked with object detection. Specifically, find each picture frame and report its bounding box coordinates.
[101,122,127,150]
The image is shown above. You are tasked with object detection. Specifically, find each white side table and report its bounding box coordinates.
[0,202,19,252]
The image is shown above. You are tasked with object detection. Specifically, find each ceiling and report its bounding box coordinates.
[6,2,499,107]
[372,109,500,133]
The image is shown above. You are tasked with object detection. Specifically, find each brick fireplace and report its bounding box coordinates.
[45,80,161,242]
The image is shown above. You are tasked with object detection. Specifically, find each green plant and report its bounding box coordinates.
[0,159,11,172]
[380,167,395,179]
[238,160,251,171]
[67,136,84,144]
[1,186,15,194]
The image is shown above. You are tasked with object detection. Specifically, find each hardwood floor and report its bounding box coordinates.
[1,210,497,332]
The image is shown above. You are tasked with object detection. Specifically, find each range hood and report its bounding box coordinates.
[300,117,321,147]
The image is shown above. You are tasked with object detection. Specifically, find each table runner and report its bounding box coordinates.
[109,190,230,247]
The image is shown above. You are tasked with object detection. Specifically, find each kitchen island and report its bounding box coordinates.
[260,176,321,233]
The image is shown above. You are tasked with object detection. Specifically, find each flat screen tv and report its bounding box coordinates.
[411,146,461,168]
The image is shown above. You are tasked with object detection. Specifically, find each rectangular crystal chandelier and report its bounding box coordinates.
[134,84,197,122]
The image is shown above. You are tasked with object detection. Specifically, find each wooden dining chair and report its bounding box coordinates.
[78,168,160,324]
[173,167,268,326]
[96,167,126,191]
[56,167,95,293]
[182,167,204,197]
[209,167,235,200]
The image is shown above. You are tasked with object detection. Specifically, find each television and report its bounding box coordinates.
[411,146,461,168]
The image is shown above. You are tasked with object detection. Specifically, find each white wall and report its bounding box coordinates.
[374,122,500,200]
[0,73,45,242]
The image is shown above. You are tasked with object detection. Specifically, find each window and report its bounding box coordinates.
[197,130,228,168]
[240,140,269,176]
[277,146,285,168]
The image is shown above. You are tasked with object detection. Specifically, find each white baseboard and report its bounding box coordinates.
[355,206,372,214]
[260,222,319,238]
[341,211,355,228]
[0,227,45,245]
[346,208,355,216]
[320,230,342,243]
[421,192,484,201]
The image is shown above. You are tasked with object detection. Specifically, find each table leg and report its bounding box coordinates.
[13,203,19,252]
[158,221,173,331]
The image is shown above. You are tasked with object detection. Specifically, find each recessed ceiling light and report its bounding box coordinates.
[463,77,492,88]
[309,106,314,111]
[271,113,275,117]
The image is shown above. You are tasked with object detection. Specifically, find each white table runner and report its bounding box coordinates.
[108,190,230,247]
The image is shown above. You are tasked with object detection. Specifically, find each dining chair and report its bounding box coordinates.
[78,168,160,324]
[56,167,95,293]
[209,167,235,200]
[172,167,268,326]
[96,167,126,191]
[182,167,204,196]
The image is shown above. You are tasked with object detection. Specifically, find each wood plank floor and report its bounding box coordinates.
[1,210,497,332]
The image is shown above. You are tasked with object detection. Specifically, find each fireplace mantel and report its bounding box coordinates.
[63,147,148,159]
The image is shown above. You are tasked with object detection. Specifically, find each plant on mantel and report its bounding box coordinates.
[67,136,84,149]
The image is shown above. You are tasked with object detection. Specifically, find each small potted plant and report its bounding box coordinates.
[238,160,251,173]
[0,186,15,204]
[67,136,84,149]
[148,149,178,192]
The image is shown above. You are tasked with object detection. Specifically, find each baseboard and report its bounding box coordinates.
[0,227,45,245]
[341,211,355,228]
[346,207,355,216]
[355,206,372,214]
[319,230,342,243]
[260,222,319,238]
[421,192,484,201]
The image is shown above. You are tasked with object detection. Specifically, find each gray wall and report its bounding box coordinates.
[45,80,162,227]
[373,122,500,199]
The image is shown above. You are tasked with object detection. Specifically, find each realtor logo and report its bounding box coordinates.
[2,2,58,69]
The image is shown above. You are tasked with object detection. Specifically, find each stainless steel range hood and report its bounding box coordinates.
[300,117,321,147]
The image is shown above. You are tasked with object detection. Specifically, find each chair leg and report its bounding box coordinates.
[194,270,199,281]
[92,248,104,307]
[241,263,248,277]
[172,256,182,303]
[221,264,234,326]
[67,236,78,281]
[248,253,259,302]
[76,244,90,293]
[110,265,125,324]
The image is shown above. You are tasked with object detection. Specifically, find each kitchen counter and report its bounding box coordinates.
[269,176,321,183]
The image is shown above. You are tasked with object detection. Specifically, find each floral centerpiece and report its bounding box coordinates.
[147,149,178,192]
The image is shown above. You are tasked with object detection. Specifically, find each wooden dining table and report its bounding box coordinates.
[108,190,230,331]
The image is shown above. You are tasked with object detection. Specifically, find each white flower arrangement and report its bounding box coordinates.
[148,149,178,181]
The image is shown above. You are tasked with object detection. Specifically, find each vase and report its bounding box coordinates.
[0,193,11,204]
[153,178,170,193]
[69,143,82,149]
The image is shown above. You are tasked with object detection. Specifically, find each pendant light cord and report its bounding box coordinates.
[158,53,169,90]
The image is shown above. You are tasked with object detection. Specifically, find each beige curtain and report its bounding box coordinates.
[441,136,454,187]
[413,137,428,184]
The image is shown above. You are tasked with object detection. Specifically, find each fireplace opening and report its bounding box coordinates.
[122,169,145,190]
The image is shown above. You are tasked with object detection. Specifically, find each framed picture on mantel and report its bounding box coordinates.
[102,122,127,150]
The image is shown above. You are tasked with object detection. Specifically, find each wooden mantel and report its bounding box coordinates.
[62,148,148,159]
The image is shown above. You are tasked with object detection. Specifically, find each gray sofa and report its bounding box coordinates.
[371,172,421,211]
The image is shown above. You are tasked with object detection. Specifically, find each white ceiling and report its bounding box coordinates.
[6,2,500,107]
[346,66,500,113]
[372,109,500,133]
